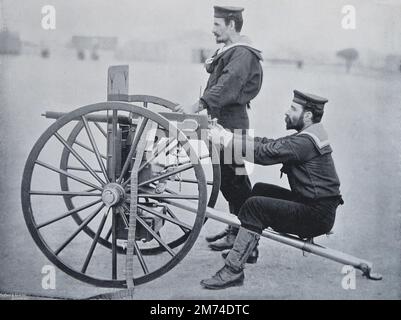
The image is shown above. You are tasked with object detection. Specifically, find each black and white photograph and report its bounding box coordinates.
[0,0,400,303]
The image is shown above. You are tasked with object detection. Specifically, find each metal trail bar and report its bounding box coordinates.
[163,199,381,279]
[172,178,214,186]
[137,194,199,200]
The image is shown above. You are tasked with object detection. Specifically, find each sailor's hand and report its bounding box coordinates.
[208,123,233,147]
[174,102,201,114]
[173,104,186,113]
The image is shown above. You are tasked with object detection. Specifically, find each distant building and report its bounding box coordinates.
[0,30,21,54]
[71,36,118,51]
[70,36,118,60]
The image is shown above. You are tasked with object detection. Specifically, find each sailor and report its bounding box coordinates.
[175,6,264,259]
[201,90,343,289]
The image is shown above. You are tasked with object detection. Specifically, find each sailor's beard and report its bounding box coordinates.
[286,115,304,131]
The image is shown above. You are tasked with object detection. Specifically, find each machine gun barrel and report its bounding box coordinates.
[42,111,131,124]
[42,111,210,140]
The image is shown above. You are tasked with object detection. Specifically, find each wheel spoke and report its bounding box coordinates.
[74,140,107,160]
[67,166,102,174]
[81,115,110,183]
[54,204,105,255]
[138,204,192,231]
[105,226,112,241]
[117,117,149,183]
[37,199,102,229]
[30,191,102,197]
[165,206,189,234]
[94,121,107,138]
[133,240,149,275]
[121,203,176,257]
[69,187,98,198]
[35,160,103,191]
[135,215,176,257]
[81,208,110,273]
[137,163,193,188]
[138,137,177,173]
[54,132,106,186]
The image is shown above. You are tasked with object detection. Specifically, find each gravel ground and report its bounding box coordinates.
[0,55,400,300]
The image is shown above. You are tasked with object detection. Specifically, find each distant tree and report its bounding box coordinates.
[336,48,359,73]
[40,48,50,58]
[77,50,85,60]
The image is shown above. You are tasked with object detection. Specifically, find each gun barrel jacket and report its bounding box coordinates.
[201,45,263,130]
[235,123,342,200]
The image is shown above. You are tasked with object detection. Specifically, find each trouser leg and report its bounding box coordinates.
[238,195,336,239]
[207,154,251,249]
[251,182,297,201]
[220,161,252,216]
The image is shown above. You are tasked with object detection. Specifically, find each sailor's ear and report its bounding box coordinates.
[303,110,313,121]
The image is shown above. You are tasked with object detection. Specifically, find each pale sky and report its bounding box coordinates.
[2,0,400,56]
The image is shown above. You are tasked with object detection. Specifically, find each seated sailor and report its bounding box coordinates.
[201,90,344,290]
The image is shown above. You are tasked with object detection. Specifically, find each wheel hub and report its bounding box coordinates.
[102,183,125,207]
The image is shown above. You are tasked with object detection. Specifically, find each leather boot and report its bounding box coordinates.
[221,240,259,264]
[205,203,237,243]
[208,226,238,251]
[205,226,229,243]
[200,227,260,289]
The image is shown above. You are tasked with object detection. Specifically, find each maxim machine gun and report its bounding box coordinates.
[21,66,381,291]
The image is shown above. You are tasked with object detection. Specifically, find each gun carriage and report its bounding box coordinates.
[21,66,381,291]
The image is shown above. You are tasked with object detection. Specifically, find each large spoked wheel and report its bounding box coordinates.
[21,102,208,287]
[58,95,220,255]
